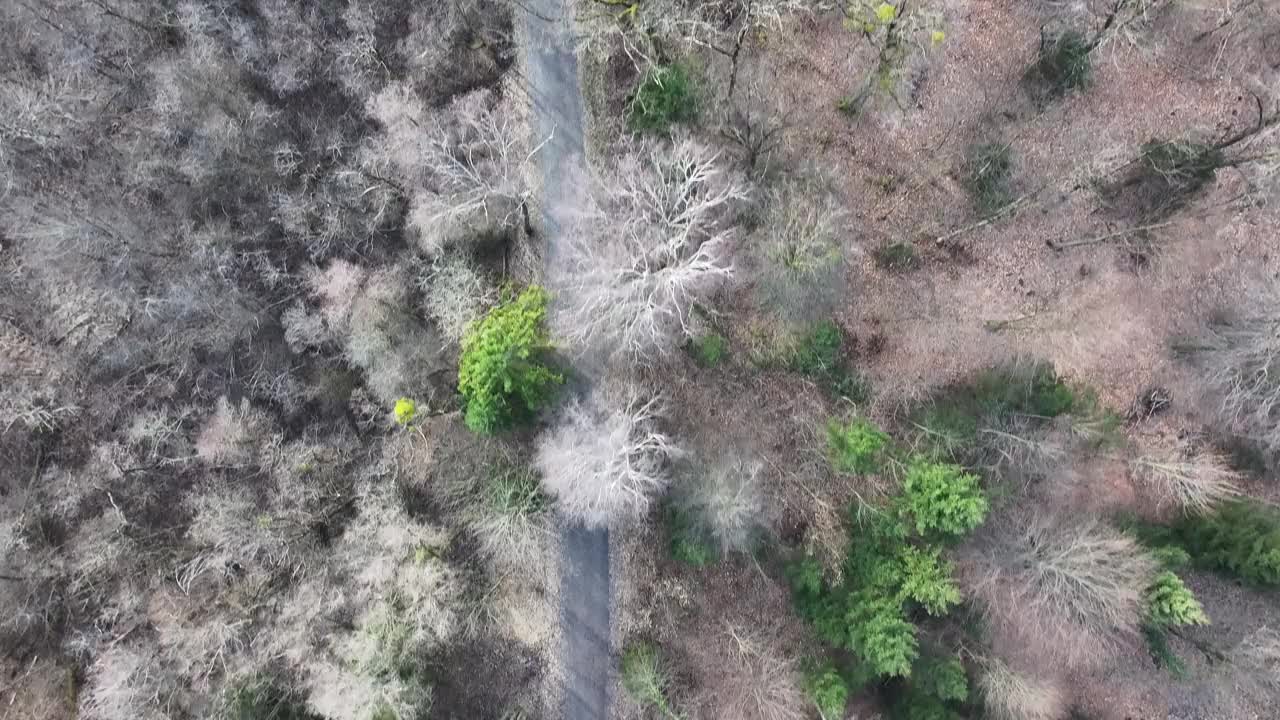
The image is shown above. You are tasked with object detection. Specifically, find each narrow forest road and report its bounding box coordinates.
[521,2,612,719]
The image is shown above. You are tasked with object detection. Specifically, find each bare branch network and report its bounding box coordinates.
[537,388,682,528]
[551,135,749,366]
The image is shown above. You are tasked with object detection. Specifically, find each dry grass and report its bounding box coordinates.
[964,512,1158,668]
[699,626,805,720]
[1190,281,1280,457]
[1237,625,1280,693]
[1129,442,1241,514]
[977,658,1066,720]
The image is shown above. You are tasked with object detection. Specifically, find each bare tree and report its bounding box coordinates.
[364,85,532,256]
[752,174,847,326]
[675,457,768,555]
[1190,281,1280,457]
[962,512,1158,668]
[552,135,749,365]
[701,625,806,720]
[1130,442,1241,514]
[536,388,681,528]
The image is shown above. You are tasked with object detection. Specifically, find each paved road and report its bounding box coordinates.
[521,2,612,719]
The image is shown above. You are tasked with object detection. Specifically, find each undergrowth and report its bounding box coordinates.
[628,64,698,133]
[965,142,1014,217]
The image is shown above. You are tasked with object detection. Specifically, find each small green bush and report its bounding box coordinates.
[792,320,871,402]
[1142,622,1188,678]
[874,241,918,271]
[1139,139,1225,196]
[792,320,843,376]
[628,64,697,133]
[224,675,324,720]
[1145,571,1208,628]
[827,417,890,475]
[1029,30,1093,96]
[620,642,681,718]
[892,655,969,720]
[458,286,561,434]
[689,332,727,367]
[914,361,1081,460]
[487,463,547,519]
[665,504,718,566]
[900,460,988,538]
[803,662,849,719]
[964,142,1014,217]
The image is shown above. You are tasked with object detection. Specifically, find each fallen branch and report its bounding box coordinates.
[934,190,1039,247]
[1047,220,1177,251]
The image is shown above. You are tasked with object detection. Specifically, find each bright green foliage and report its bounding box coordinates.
[803,662,849,719]
[900,461,988,538]
[458,286,561,434]
[846,591,919,677]
[627,64,697,133]
[620,642,681,719]
[827,417,890,475]
[690,332,727,368]
[1029,30,1093,97]
[1146,571,1208,628]
[225,675,325,720]
[793,516,966,678]
[893,545,961,615]
[393,397,417,425]
[790,416,987,683]
[1151,545,1192,570]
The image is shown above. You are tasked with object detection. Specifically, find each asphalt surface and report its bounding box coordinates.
[521,2,612,719]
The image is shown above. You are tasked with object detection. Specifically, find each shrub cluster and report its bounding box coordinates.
[458,286,562,434]
[791,420,988,679]
[1140,499,1280,586]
